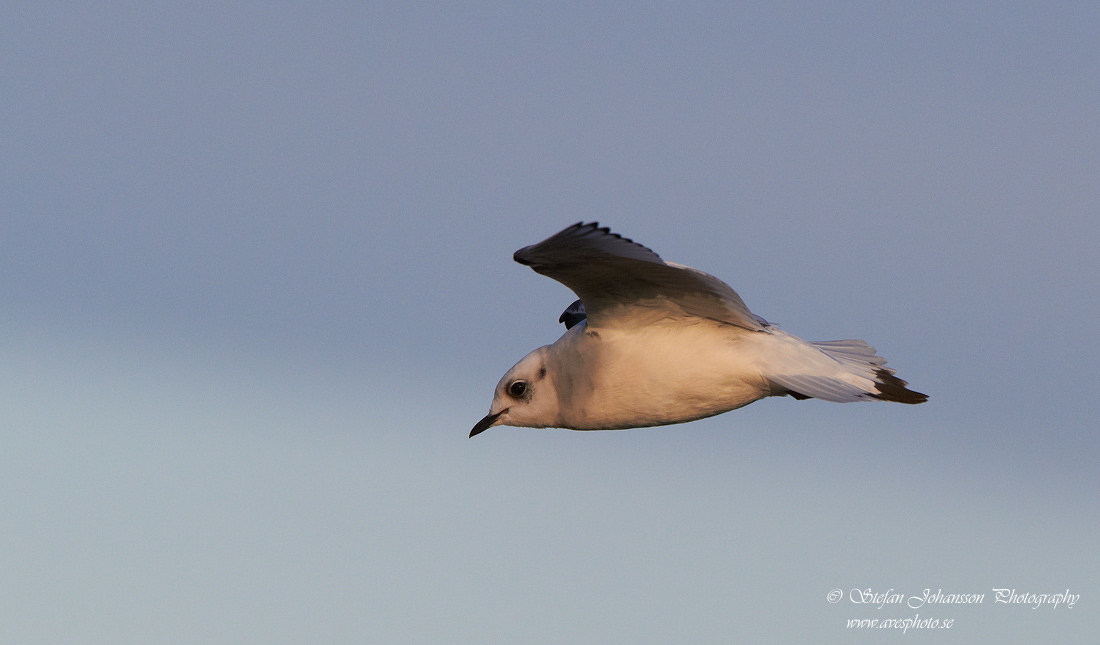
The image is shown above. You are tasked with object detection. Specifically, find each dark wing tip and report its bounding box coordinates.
[513,222,663,267]
[514,221,591,266]
[869,368,928,404]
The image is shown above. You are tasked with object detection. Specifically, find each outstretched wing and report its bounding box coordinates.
[514,222,765,331]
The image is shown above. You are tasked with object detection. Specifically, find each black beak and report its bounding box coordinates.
[469,410,504,438]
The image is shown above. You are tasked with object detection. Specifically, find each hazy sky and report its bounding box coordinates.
[2,3,1098,643]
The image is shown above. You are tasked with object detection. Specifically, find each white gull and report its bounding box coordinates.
[471,222,926,437]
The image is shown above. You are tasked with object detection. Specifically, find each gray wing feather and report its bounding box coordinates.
[515,222,765,331]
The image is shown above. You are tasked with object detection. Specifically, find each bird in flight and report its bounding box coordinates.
[470,222,926,437]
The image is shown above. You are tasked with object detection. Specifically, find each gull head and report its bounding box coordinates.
[470,346,558,437]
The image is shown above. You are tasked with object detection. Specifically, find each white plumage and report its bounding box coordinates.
[471,223,925,436]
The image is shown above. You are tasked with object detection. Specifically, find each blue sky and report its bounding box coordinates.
[2,3,1098,642]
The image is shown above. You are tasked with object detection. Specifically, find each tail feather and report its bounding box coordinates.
[766,334,927,404]
[866,367,928,404]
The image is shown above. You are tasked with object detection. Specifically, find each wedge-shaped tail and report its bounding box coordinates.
[765,334,927,404]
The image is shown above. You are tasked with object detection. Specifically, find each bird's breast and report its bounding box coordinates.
[548,321,768,429]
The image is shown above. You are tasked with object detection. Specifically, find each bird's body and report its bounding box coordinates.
[546,318,763,429]
[471,223,925,437]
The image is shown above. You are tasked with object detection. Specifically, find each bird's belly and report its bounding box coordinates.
[567,324,768,429]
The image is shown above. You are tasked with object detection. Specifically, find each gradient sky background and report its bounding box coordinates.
[2,3,1098,643]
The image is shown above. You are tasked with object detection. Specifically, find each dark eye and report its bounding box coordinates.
[508,380,527,398]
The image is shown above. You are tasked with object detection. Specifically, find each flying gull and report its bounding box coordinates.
[471,222,926,437]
